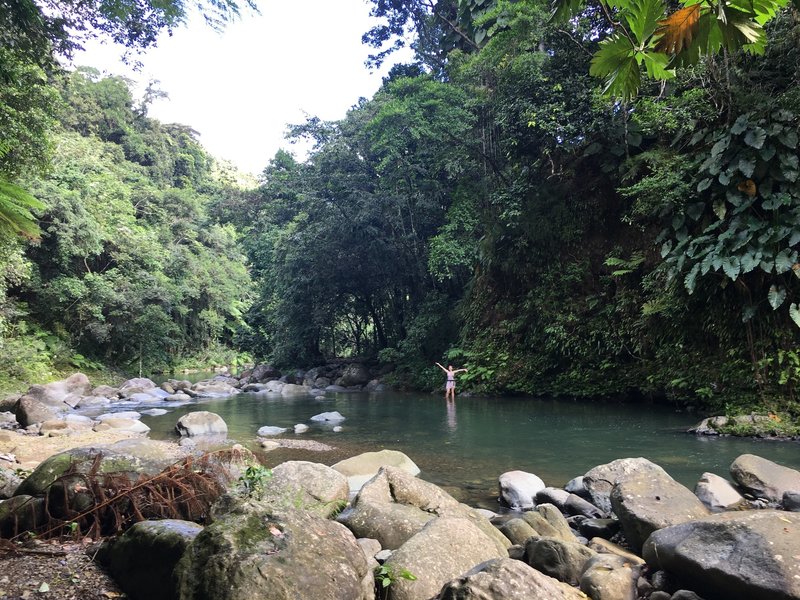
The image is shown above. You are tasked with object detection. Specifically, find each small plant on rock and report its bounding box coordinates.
[239,464,273,499]
[375,564,417,599]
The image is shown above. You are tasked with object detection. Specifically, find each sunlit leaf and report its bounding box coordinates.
[654,4,701,54]
[625,0,666,45]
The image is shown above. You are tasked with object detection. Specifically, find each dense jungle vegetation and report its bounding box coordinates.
[2,0,799,422]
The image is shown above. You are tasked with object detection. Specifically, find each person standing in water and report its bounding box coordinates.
[435,362,468,400]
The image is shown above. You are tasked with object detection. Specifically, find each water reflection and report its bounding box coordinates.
[446,399,457,431]
[139,391,800,507]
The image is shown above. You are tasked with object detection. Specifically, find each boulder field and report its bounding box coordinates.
[1,438,798,600]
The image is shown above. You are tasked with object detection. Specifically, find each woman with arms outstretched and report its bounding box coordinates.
[435,362,467,400]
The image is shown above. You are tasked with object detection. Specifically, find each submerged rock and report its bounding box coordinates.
[175,411,228,437]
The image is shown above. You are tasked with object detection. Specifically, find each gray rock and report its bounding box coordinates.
[383,517,508,600]
[332,449,420,493]
[525,537,597,585]
[174,502,373,600]
[74,395,111,408]
[436,557,587,600]
[94,417,150,433]
[784,491,800,511]
[688,415,729,434]
[694,472,745,510]
[565,476,587,495]
[24,373,93,407]
[14,396,57,427]
[257,425,287,436]
[643,509,800,600]
[587,537,645,566]
[536,486,571,509]
[533,503,576,541]
[263,461,348,517]
[565,493,605,518]
[1,466,21,499]
[610,468,710,553]
[293,423,309,434]
[97,519,203,600]
[584,457,670,514]
[0,411,18,429]
[119,377,157,393]
[338,466,509,553]
[579,518,620,539]
[310,411,346,422]
[730,454,800,503]
[280,383,308,396]
[672,591,705,600]
[498,518,538,545]
[165,393,192,402]
[260,440,280,451]
[191,381,239,398]
[91,385,119,398]
[128,392,159,403]
[339,363,371,387]
[498,470,545,510]
[580,553,640,600]
[175,411,228,437]
[0,494,45,537]
[141,408,168,416]
[97,411,142,421]
[250,363,281,382]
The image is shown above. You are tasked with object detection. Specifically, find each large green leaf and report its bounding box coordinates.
[640,50,675,79]
[625,0,666,45]
[0,180,45,240]
[590,35,642,99]
[744,127,767,148]
[768,284,787,309]
[790,303,800,328]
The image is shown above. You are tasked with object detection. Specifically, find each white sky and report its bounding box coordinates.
[72,0,411,175]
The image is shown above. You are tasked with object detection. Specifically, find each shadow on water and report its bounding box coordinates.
[139,391,800,509]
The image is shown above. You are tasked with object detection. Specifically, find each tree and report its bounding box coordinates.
[550,0,796,99]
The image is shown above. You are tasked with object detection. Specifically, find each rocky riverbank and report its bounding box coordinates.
[2,371,800,600]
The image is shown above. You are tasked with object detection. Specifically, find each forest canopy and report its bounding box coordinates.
[1,0,799,420]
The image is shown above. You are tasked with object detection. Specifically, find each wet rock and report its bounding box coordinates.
[579,518,620,539]
[498,518,537,545]
[536,486,570,509]
[310,411,346,422]
[257,425,287,436]
[565,493,605,518]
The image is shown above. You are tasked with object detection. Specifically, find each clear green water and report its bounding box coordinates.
[139,391,800,509]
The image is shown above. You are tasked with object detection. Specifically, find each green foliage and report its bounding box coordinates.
[238,464,273,500]
[550,0,791,98]
[375,564,417,595]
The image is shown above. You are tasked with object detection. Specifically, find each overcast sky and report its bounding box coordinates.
[72,0,410,175]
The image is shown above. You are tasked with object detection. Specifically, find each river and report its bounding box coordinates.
[139,390,800,509]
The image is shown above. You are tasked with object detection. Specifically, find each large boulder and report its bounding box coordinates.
[119,377,158,397]
[24,373,93,408]
[382,517,508,600]
[97,519,203,600]
[339,363,371,387]
[610,468,710,553]
[338,466,509,552]
[280,383,308,396]
[174,502,373,600]
[14,396,58,427]
[175,411,228,437]
[694,472,745,510]
[584,457,669,514]
[262,461,348,517]
[249,364,281,383]
[643,510,800,600]
[332,449,420,492]
[730,454,800,503]
[436,557,587,600]
[498,470,545,510]
[191,381,239,398]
